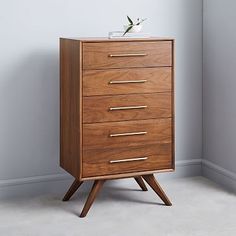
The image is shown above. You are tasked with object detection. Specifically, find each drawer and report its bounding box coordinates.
[82,144,172,177]
[83,118,172,150]
[83,41,172,69]
[83,93,172,123]
[83,67,172,96]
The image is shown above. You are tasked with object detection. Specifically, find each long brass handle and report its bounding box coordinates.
[109,131,147,137]
[109,80,147,84]
[108,53,147,57]
[109,157,148,164]
[109,105,147,111]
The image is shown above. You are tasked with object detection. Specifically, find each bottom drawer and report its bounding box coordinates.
[82,143,172,178]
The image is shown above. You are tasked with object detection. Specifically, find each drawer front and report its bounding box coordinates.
[82,144,172,177]
[83,67,172,96]
[83,118,171,150]
[83,93,171,123]
[83,41,172,69]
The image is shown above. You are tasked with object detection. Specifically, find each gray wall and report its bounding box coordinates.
[0,0,203,192]
[203,0,236,175]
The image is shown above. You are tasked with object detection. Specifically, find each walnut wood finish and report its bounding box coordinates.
[83,118,172,150]
[83,169,174,181]
[82,144,172,177]
[63,180,83,201]
[134,177,148,191]
[142,174,172,206]
[60,38,175,217]
[83,67,171,96]
[83,41,172,69]
[83,93,171,123]
[60,39,82,179]
[80,180,105,218]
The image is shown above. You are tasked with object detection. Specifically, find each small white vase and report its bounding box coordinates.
[123,24,143,33]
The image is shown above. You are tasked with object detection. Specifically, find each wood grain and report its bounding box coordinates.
[83,118,172,150]
[83,67,172,96]
[80,180,105,217]
[83,41,172,69]
[60,38,175,217]
[60,38,82,180]
[63,179,83,201]
[83,93,171,123]
[82,169,174,181]
[142,174,172,206]
[82,144,172,177]
[134,177,148,191]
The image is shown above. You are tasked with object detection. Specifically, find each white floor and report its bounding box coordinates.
[0,176,235,236]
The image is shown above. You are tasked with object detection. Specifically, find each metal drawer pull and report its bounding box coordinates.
[108,53,147,57]
[109,80,147,84]
[109,131,147,137]
[109,105,147,111]
[109,157,148,164]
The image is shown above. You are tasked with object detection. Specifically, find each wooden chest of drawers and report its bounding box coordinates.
[60,37,175,217]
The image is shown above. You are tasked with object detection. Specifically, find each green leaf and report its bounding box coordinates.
[123,25,133,36]
[127,15,133,25]
[136,18,147,25]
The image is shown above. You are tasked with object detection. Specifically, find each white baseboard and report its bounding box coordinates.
[0,159,202,199]
[0,173,71,187]
[0,173,73,200]
[2,159,234,199]
[202,159,236,192]
[158,158,202,180]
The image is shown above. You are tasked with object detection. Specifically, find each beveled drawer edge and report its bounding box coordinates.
[82,91,173,98]
[82,65,173,71]
[82,92,172,98]
[82,116,173,125]
[82,65,173,72]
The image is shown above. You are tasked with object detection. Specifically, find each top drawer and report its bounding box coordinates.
[83,41,172,70]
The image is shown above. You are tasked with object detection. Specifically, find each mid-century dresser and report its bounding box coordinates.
[60,37,175,217]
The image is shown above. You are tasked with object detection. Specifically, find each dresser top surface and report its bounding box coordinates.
[60,37,174,42]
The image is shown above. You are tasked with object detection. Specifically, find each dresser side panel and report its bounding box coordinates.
[60,39,82,179]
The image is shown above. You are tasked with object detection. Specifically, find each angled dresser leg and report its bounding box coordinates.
[142,174,172,206]
[134,177,148,191]
[80,180,105,218]
[63,179,83,201]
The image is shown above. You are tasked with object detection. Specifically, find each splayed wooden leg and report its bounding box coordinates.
[63,179,83,201]
[134,176,148,191]
[142,174,172,206]
[80,180,105,218]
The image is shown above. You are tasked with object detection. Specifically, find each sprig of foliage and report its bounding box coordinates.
[127,15,133,25]
[136,18,147,25]
[123,16,147,36]
[123,25,133,36]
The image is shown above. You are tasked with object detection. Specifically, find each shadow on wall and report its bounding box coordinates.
[0,50,63,180]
